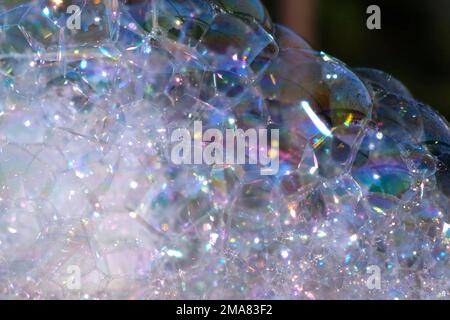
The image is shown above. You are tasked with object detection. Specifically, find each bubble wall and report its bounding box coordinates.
[0,0,448,299]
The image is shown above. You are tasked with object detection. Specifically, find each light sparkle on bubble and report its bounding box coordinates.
[300,100,333,138]
[166,249,183,258]
[129,181,138,189]
[42,7,50,17]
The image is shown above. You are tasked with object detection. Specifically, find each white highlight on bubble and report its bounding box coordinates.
[300,101,333,137]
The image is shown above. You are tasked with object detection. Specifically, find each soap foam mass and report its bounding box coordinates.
[0,0,448,299]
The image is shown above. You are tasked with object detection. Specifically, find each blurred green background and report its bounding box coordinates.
[263,0,450,121]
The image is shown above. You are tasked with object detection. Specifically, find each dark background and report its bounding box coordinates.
[263,0,450,121]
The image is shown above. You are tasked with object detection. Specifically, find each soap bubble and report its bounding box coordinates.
[0,0,448,300]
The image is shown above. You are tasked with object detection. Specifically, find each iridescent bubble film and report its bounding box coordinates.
[0,0,448,300]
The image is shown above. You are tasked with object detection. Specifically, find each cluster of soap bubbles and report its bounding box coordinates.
[0,0,448,299]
